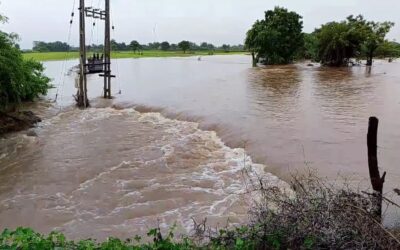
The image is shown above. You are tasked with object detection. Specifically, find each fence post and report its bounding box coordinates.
[367,116,386,220]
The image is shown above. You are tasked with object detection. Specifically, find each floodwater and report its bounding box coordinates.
[1,55,400,238]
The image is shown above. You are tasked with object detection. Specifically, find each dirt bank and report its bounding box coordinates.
[0,111,41,135]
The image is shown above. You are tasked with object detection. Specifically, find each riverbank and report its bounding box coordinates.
[23,50,246,61]
[0,110,41,136]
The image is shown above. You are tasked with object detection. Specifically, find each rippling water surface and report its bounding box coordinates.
[0,55,399,238]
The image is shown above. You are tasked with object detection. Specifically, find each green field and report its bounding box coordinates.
[23,50,246,61]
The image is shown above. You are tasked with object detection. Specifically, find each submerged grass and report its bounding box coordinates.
[1,172,399,249]
[22,50,246,62]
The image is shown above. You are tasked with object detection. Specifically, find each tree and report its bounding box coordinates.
[160,41,170,51]
[363,21,394,65]
[221,44,230,52]
[33,41,70,52]
[245,7,304,66]
[245,20,264,67]
[170,43,178,51]
[147,42,160,50]
[315,20,364,66]
[178,40,190,53]
[298,33,318,60]
[111,39,119,51]
[375,41,400,58]
[200,42,209,50]
[314,15,394,66]
[129,40,140,53]
[0,30,50,110]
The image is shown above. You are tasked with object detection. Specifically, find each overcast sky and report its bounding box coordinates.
[1,0,399,49]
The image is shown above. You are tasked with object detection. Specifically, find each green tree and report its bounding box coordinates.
[129,40,140,53]
[221,44,230,52]
[200,42,208,50]
[178,40,190,53]
[376,41,400,58]
[0,32,50,110]
[0,4,50,110]
[147,42,160,50]
[245,20,264,67]
[315,15,394,66]
[160,41,170,51]
[315,19,365,66]
[245,7,304,66]
[32,41,70,52]
[298,33,318,60]
[363,21,394,65]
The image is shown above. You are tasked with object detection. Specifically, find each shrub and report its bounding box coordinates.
[0,31,50,111]
[204,173,400,249]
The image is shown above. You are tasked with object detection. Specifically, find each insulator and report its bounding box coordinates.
[70,20,73,24]
[112,26,115,30]
[71,12,74,17]
[93,22,96,26]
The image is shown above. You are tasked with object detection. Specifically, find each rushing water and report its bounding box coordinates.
[0,55,400,238]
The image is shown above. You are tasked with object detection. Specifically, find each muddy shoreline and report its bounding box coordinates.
[0,111,41,136]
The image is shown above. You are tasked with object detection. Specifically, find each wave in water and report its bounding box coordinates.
[0,107,287,240]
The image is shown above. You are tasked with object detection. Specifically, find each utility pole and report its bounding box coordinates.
[77,0,114,107]
[78,0,89,107]
[104,0,112,99]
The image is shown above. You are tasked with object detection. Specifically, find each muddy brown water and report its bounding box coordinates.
[0,55,399,239]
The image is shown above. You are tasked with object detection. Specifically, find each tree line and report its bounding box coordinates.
[245,7,399,67]
[31,40,244,54]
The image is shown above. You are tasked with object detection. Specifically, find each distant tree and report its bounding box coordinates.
[221,44,230,52]
[32,41,49,52]
[147,42,160,50]
[245,7,304,66]
[32,41,70,52]
[230,44,244,51]
[314,15,394,66]
[375,41,400,58]
[160,41,170,51]
[87,44,104,51]
[170,43,178,51]
[129,40,140,53]
[363,20,394,65]
[178,40,190,53]
[189,42,199,50]
[111,39,119,51]
[298,33,318,60]
[315,20,364,66]
[200,42,209,50]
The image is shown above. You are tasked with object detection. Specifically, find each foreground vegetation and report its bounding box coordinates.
[22,50,245,62]
[1,173,399,249]
[0,8,50,111]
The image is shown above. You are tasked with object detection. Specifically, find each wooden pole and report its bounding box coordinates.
[78,0,88,107]
[104,0,111,99]
[367,117,386,220]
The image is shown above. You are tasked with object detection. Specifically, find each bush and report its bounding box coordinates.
[204,173,400,249]
[0,31,50,111]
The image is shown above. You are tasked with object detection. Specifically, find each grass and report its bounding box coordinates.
[23,50,246,62]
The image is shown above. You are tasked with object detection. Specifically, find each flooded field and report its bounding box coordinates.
[1,55,399,238]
